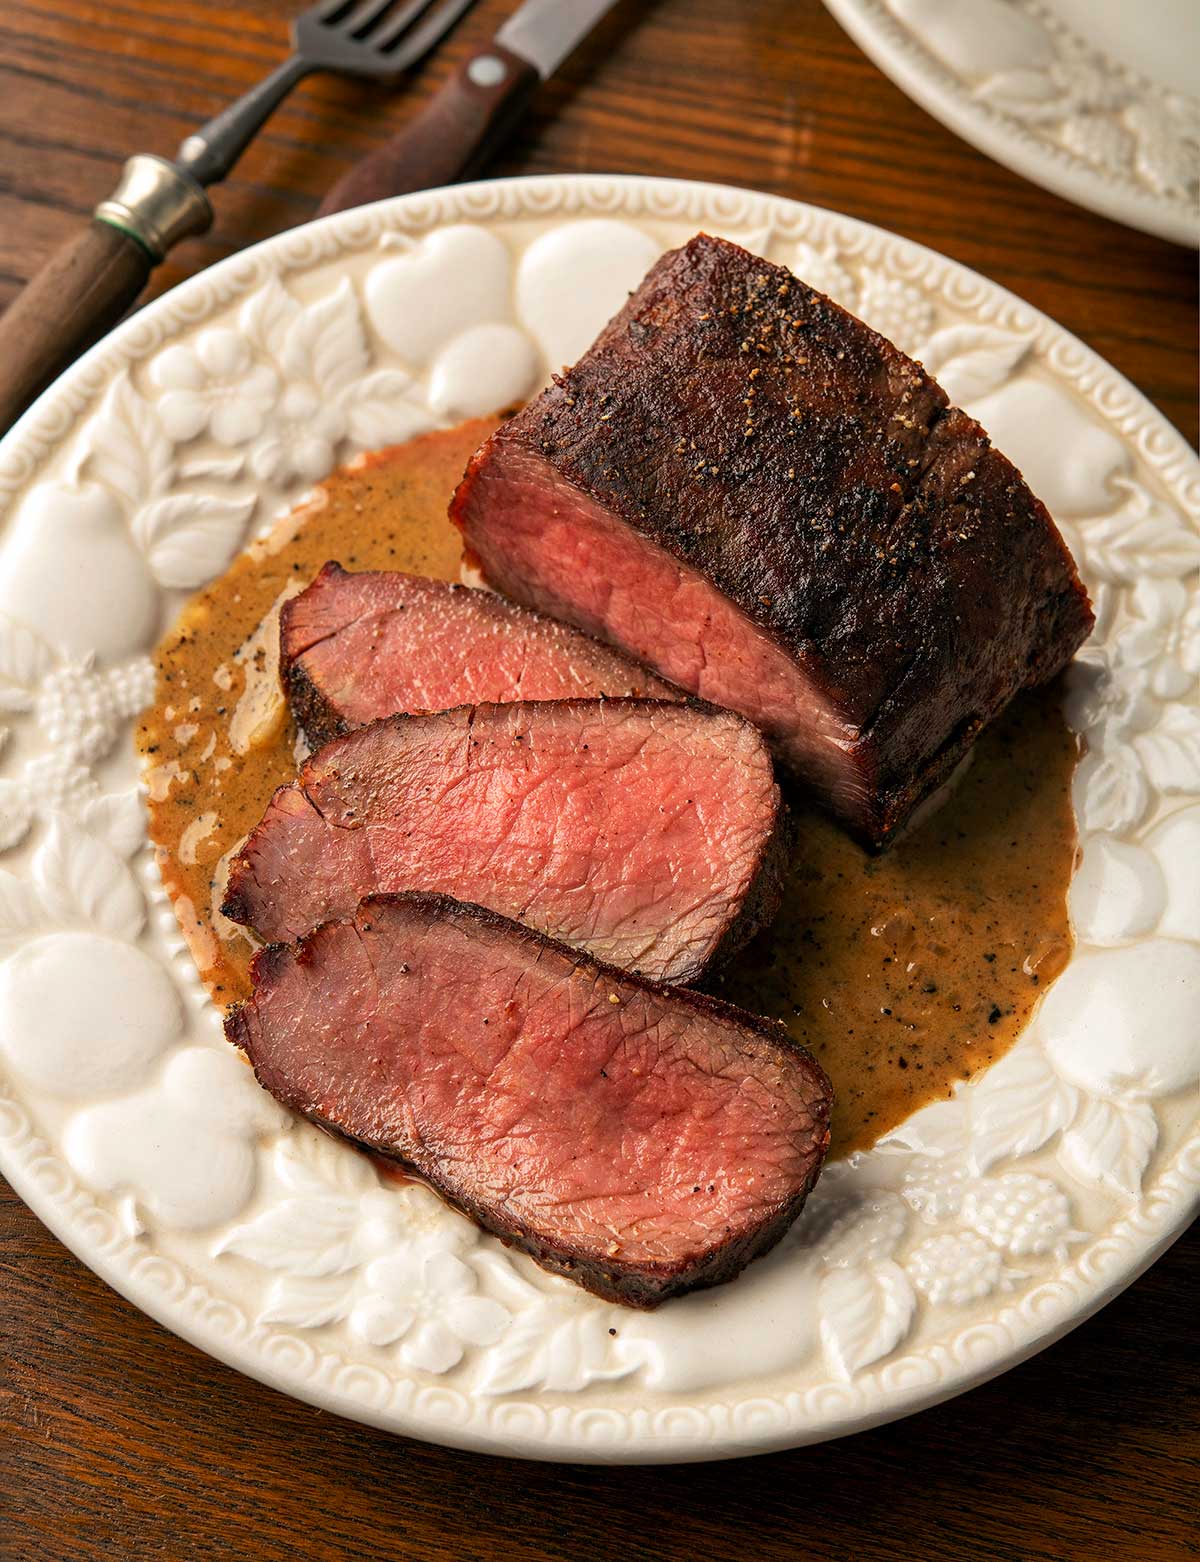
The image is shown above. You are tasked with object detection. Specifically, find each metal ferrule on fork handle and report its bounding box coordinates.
[0,0,483,435]
[93,155,214,261]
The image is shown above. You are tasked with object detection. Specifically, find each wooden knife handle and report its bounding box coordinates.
[0,219,153,433]
[318,44,541,216]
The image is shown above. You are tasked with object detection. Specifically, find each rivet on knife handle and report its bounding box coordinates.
[318,44,542,216]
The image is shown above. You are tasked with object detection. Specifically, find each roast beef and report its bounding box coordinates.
[222,698,784,984]
[282,562,677,748]
[451,233,1093,847]
[227,893,833,1307]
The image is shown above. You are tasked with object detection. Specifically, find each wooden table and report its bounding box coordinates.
[1,2,1196,1556]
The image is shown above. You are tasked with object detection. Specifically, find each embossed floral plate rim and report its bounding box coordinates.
[822,0,1199,245]
[0,175,1197,1464]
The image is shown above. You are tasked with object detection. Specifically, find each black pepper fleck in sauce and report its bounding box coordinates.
[715,681,1077,1156]
[137,417,1079,1162]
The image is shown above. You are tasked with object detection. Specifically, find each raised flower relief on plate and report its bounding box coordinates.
[146,275,433,484]
[238,277,431,478]
[215,1132,636,1390]
[351,1250,510,1371]
[141,271,434,484]
[152,328,279,447]
[217,1131,476,1289]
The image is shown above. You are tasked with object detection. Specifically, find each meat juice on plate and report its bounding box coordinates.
[137,418,1079,1159]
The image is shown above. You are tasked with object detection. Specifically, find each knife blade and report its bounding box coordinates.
[495,0,619,79]
[318,0,621,217]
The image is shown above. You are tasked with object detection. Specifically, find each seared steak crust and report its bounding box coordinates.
[282,562,677,748]
[452,233,1093,846]
[227,892,833,1308]
[222,698,786,984]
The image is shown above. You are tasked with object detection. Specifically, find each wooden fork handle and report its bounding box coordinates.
[0,220,154,433]
[318,44,541,216]
[0,156,210,435]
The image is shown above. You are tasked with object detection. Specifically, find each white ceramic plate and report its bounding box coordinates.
[823,0,1199,245]
[0,176,1197,1464]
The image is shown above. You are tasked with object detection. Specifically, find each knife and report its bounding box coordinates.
[318,0,619,216]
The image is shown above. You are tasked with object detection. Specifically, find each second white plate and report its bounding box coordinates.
[824,0,1199,245]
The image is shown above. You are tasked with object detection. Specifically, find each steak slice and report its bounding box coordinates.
[282,562,677,748]
[227,893,833,1308]
[451,233,1094,848]
[222,698,784,984]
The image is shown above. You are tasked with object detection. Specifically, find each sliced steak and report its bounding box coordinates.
[222,698,784,984]
[282,562,677,748]
[227,892,833,1307]
[452,233,1093,848]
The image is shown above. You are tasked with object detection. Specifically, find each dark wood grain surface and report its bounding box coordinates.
[1,1,1196,1557]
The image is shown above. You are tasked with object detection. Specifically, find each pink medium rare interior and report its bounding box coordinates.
[254,905,820,1265]
[240,702,777,983]
[461,445,866,811]
[289,570,673,729]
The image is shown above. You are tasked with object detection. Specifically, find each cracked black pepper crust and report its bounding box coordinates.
[455,234,1093,845]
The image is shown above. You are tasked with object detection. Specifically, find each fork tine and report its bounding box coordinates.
[351,0,434,46]
[374,0,477,58]
[341,0,409,37]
